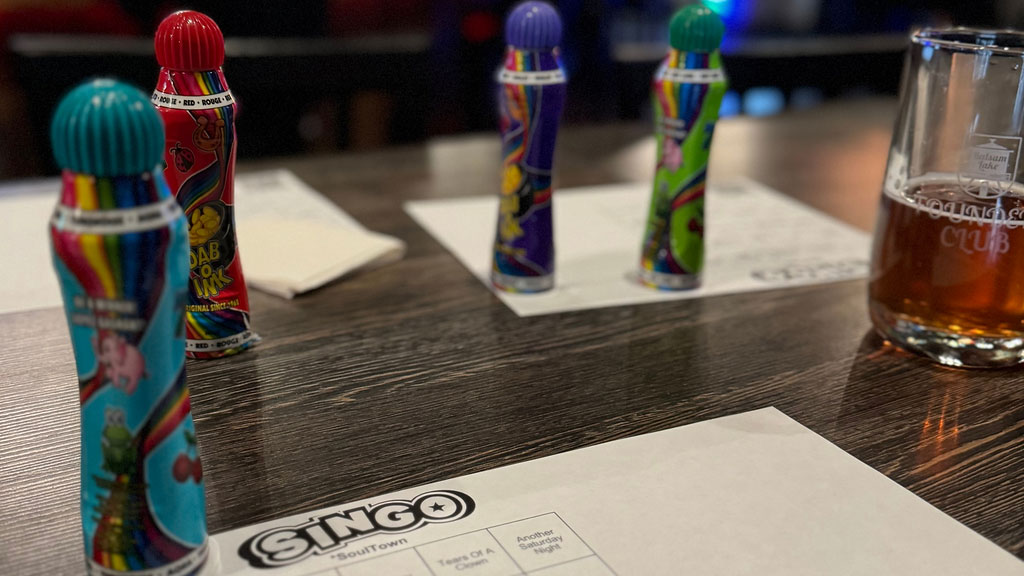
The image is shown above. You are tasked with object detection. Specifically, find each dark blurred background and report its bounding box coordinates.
[0,0,1020,178]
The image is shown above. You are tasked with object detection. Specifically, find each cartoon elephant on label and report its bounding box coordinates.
[93,333,146,394]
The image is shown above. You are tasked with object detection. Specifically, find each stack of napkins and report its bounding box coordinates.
[0,169,404,314]
[233,170,405,299]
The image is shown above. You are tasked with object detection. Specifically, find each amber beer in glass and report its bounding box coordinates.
[870,29,1024,367]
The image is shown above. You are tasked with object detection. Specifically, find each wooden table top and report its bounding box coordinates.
[2,99,1022,575]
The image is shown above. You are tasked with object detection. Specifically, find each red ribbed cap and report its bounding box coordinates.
[155,10,225,71]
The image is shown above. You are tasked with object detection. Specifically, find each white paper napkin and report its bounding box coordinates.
[232,170,405,299]
[0,169,404,313]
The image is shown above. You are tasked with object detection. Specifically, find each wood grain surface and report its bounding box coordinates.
[1,99,1022,575]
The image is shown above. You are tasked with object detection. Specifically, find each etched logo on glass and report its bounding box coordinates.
[958,133,1023,199]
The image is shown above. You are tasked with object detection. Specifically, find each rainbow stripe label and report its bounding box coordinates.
[660,68,726,84]
[491,47,567,293]
[52,196,181,235]
[639,50,728,290]
[155,68,257,358]
[151,89,234,111]
[496,69,567,86]
[51,171,208,575]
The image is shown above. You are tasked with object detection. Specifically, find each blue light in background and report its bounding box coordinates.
[703,0,751,34]
[703,0,735,19]
[743,87,786,117]
[719,90,742,117]
[790,87,824,110]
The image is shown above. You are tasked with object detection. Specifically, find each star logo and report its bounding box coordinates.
[430,502,445,512]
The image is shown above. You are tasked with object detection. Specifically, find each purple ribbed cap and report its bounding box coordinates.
[505,1,562,50]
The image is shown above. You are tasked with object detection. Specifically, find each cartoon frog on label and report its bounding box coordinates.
[101,408,137,476]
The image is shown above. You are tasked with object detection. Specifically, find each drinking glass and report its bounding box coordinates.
[870,28,1024,368]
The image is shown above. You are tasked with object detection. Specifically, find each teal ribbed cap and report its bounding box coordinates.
[50,79,164,177]
[669,5,725,53]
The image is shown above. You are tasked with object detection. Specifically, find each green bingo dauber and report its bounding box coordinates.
[639,5,728,290]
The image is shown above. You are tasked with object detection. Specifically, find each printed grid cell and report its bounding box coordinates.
[528,556,616,576]
[415,530,523,576]
[338,548,433,576]
[487,514,593,572]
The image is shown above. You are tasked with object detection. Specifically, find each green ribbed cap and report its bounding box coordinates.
[50,79,164,177]
[669,5,725,53]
